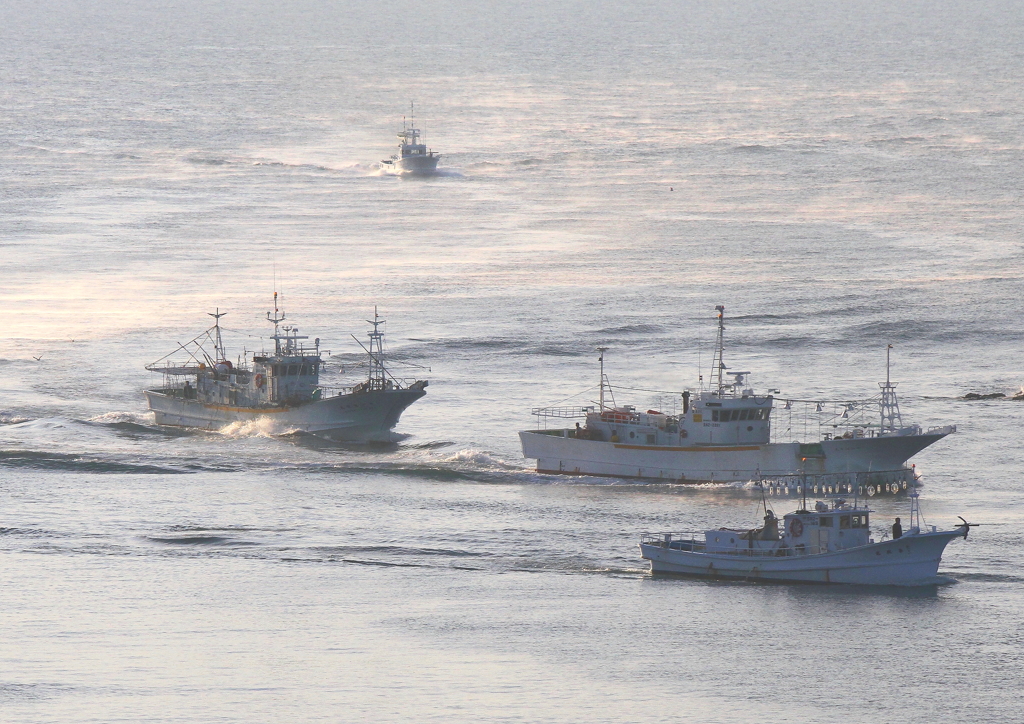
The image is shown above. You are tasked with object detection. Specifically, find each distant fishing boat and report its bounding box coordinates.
[520,306,954,489]
[144,297,427,441]
[379,103,441,175]
[639,487,972,585]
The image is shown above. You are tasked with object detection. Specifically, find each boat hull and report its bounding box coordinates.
[145,386,426,441]
[640,529,964,585]
[519,429,950,484]
[381,155,440,175]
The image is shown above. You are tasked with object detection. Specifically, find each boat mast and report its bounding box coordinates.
[267,292,286,355]
[207,308,227,361]
[367,307,387,391]
[597,347,609,410]
[907,486,922,534]
[879,344,903,432]
[711,305,727,394]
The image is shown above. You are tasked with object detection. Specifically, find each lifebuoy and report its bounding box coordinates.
[254,373,265,388]
[789,518,804,537]
[679,429,688,438]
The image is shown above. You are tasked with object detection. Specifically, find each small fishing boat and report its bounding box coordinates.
[378,103,441,175]
[639,488,971,585]
[144,297,427,441]
[521,305,955,489]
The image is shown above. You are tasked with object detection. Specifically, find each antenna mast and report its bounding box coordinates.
[597,347,611,411]
[367,307,387,391]
[267,292,286,355]
[207,308,227,361]
[711,305,727,394]
[879,344,903,432]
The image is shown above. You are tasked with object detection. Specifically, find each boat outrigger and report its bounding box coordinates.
[520,306,954,490]
[639,487,972,585]
[379,103,441,175]
[144,297,427,441]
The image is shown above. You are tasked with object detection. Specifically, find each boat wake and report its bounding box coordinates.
[216,418,293,439]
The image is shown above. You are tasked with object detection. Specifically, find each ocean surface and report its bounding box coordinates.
[2,1,1023,721]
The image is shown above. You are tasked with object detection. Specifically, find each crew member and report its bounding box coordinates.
[892,517,903,539]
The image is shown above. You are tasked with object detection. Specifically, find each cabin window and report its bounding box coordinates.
[272,365,281,376]
[288,364,298,375]
[840,515,851,529]
[740,409,750,420]
[732,410,741,421]
[851,514,868,528]
[299,364,308,375]
[819,516,833,527]
[711,410,720,422]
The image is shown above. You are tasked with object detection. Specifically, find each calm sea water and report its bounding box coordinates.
[2,1,1023,722]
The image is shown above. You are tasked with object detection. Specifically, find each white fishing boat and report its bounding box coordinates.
[639,489,971,585]
[144,297,427,441]
[519,306,955,490]
[378,103,441,175]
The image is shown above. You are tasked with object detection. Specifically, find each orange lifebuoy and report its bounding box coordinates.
[788,518,804,537]
[254,373,264,388]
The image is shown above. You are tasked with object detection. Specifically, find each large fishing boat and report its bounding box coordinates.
[378,103,441,175]
[519,306,954,490]
[145,297,427,441]
[639,488,971,585]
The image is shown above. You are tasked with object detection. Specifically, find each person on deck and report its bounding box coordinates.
[892,517,903,539]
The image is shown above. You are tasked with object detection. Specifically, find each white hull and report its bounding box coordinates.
[519,429,950,484]
[640,529,964,585]
[146,386,425,442]
[380,155,440,175]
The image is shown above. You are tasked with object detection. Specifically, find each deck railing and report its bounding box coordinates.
[531,406,593,418]
[640,533,824,557]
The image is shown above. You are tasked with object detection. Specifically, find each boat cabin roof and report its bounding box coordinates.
[784,501,870,527]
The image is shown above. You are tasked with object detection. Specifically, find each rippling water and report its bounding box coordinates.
[2,1,1023,721]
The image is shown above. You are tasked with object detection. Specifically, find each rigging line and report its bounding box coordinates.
[350,334,401,384]
[217,325,268,340]
[781,397,876,405]
[543,383,601,408]
[146,329,216,366]
[379,357,431,372]
[611,384,684,395]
